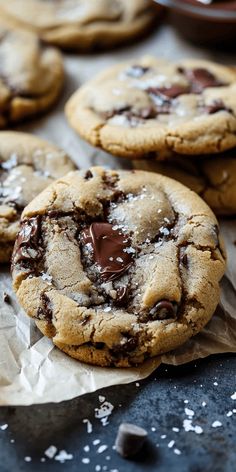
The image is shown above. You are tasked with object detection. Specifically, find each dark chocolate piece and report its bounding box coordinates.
[205,99,232,114]
[186,68,224,94]
[150,300,178,320]
[37,293,53,321]
[81,222,134,282]
[115,423,148,458]
[115,286,129,306]
[3,292,10,304]
[12,216,41,266]
[152,84,190,99]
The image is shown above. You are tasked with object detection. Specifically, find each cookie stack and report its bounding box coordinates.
[66,56,236,217]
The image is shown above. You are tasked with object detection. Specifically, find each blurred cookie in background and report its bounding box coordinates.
[0,0,163,50]
[0,24,64,128]
[0,132,75,263]
[133,150,236,216]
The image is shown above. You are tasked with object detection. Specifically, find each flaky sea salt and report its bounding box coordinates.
[174,449,181,455]
[97,445,108,454]
[185,408,194,417]
[212,421,222,428]
[231,392,236,400]
[168,440,175,448]
[44,445,57,459]
[82,458,90,464]
[83,419,93,434]
[0,424,8,431]
[54,450,73,463]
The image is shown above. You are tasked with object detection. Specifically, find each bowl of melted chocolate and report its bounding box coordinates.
[153,0,236,47]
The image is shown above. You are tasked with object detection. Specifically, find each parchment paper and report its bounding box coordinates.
[1,25,236,406]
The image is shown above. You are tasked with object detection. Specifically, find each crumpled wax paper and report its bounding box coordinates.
[0,26,236,405]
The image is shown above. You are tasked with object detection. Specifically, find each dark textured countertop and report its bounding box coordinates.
[0,354,236,472]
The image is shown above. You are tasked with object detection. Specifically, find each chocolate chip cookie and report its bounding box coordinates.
[66,57,236,158]
[12,167,226,367]
[133,149,236,216]
[0,0,160,50]
[0,132,75,263]
[0,24,64,127]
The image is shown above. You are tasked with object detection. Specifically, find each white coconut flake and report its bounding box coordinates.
[83,419,93,434]
[212,421,222,428]
[97,445,108,454]
[44,445,57,459]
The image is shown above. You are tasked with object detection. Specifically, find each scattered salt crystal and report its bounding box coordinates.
[226,411,233,417]
[233,409,236,413]
[54,450,73,463]
[24,457,32,462]
[10,439,15,443]
[101,417,109,426]
[231,392,236,400]
[195,426,203,434]
[40,458,46,462]
[104,307,111,312]
[95,401,114,421]
[84,445,90,452]
[161,435,166,439]
[83,419,93,434]
[106,456,111,460]
[82,458,90,464]
[44,445,57,459]
[158,209,162,213]
[213,382,218,386]
[185,408,194,417]
[168,440,175,448]
[174,449,181,455]
[95,466,101,471]
[135,382,140,387]
[202,402,207,407]
[151,427,156,432]
[93,439,101,446]
[183,419,203,434]
[41,273,53,284]
[184,400,189,404]
[109,257,114,261]
[97,445,108,454]
[99,396,106,403]
[212,421,222,428]
[123,247,135,254]
[0,424,8,431]
[116,257,123,263]
[172,428,180,432]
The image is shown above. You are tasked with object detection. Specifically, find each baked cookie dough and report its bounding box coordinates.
[0,132,75,263]
[0,24,64,128]
[12,167,226,367]
[133,150,236,216]
[0,0,160,50]
[66,57,236,158]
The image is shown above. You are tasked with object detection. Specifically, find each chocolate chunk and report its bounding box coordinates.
[181,254,188,267]
[102,105,156,122]
[150,300,178,320]
[12,216,41,266]
[186,68,224,94]
[3,292,10,304]
[147,88,172,114]
[115,423,148,458]
[205,99,232,114]
[81,222,134,282]
[155,84,190,99]
[115,286,129,306]
[37,293,53,321]
[125,65,150,78]
[84,170,93,180]
[112,333,138,355]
